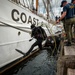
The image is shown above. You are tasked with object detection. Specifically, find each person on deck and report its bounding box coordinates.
[72,0,75,42]
[56,0,75,46]
[60,1,68,32]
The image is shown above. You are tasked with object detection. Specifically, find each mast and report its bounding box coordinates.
[32,0,34,9]
[47,0,49,19]
[42,0,49,19]
[36,0,38,13]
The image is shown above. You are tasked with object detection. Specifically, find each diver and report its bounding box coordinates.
[26,24,47,55]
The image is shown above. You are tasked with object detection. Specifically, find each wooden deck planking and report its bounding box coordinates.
[57,41,75,75]
[64,44,75,75]
[64,45,75,55]
[67,68,75,75]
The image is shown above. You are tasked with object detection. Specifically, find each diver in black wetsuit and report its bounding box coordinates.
[26,24,47,55]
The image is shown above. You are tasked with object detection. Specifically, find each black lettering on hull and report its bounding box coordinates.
[11,9,40,25]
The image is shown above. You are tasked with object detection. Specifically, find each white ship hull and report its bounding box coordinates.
[0,0,54,68]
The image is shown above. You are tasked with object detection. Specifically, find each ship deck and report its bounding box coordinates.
[57,39,75,75]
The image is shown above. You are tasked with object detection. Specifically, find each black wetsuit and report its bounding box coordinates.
[26,26,47,55]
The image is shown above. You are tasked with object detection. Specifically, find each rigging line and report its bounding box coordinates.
[42,0,50,19]
[39,21,55,36]
[42,0,55,24]
[45,20,56,35]
[47,0,50,19]
[44,24,59,56]
[27,0,31,8]
[0,21,31,34]
[26,0,34,12]
[20,0,29,8]
[28,0,31,7]
[19,0,28,8]
[42,0,51,20]
[39,23,58,54]
[52,36,59,56]
[19,0,33,12]
[40,22,52,34]
[45,24,52,34]
[23,0,26,7]
[38,1,60,56]
[19,0,27,8]
[42,0,47,13]
[50,35,61,56]
[25,0,29,8]
[48,28,57,56]
[49,1,55,18]
[42,0,49,18]
[46,0,55,19]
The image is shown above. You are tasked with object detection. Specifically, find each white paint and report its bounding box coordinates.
[0,0,61,68]
[0,0,50,68]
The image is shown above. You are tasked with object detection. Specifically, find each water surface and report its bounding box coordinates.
[7,50,57,75]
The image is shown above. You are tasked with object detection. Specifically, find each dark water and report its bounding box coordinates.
[7,50,57,75]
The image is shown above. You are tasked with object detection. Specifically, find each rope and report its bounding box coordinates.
[39,22,61,56]
[0,20,61,56]
[38,23,59,55]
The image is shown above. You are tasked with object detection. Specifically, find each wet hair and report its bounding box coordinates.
[60,0,67,7]
[31,24,35,29]
[71,0,74,3]
[71,0,73,3]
